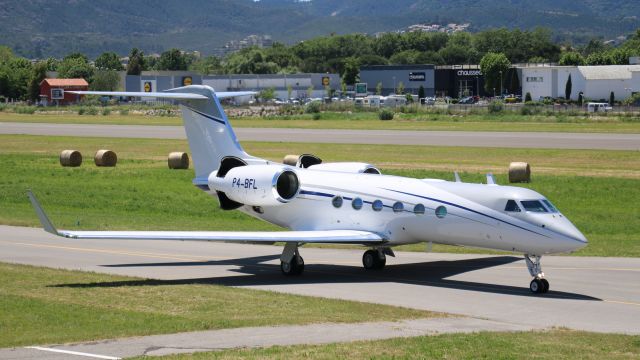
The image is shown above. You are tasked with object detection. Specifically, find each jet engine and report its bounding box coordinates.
[209,164,300,207]
[308,162,381,174]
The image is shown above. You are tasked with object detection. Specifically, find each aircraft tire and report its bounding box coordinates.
[541,278,550,293]
[529,278,544,294]
[281,256,304,276]
[362,250,377,270]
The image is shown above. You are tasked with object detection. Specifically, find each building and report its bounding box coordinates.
[520,65,640,101]
[39,78,89,106]
[359,65,435,96]
[125,71,341,100]
[435,65,487,98]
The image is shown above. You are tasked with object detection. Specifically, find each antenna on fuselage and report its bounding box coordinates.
[486,173,497,185]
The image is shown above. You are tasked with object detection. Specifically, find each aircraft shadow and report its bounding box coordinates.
[52,254,601,301]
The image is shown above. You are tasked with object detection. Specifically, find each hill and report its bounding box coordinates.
[1,0,639,58]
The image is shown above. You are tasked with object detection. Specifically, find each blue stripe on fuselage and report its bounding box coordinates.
[185,106,226,125]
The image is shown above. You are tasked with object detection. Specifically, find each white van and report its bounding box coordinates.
[587,102,612,113]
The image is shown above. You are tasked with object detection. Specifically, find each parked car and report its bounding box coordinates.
[587,102,612,113]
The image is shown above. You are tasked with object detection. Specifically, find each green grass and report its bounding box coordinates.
[1,111,639,133]
[137,330,640,359]
[0,134,638,257]
[0,262,437,348]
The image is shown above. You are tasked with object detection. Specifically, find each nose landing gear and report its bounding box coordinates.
[525,254,549,294]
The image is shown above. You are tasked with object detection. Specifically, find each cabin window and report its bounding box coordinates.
[542,199,559,213]
[520,200,548,213]
[392,202,404,213]
[372,200,383,212]
[413,203,425,215]
[332,196,343,208]
[352,197,363,210]
[504,200,521,212]
[435,206,447,218]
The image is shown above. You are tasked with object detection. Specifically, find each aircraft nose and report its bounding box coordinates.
[553,218,588,251]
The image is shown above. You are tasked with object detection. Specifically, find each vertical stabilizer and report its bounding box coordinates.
[164,86,256,181]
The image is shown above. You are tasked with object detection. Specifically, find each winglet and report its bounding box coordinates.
[26,190,59,235]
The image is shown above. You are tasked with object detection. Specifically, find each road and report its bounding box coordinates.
[1,225,639,337]
[1,122,638,150]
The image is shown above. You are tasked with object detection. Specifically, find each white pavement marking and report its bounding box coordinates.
[24,347,120,359]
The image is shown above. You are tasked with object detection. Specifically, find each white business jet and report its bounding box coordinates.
[28,85,587,294]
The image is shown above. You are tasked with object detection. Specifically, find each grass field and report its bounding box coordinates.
[1,111,639,133]
[136,330,640,360]
[1,134,638,257]
[0,262,436,348]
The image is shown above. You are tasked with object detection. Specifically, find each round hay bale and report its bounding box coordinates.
[168,152,189,169]
[94,149,117,167]
[59,150,82,167]
[509,162,531,183]
[283,154,299,167]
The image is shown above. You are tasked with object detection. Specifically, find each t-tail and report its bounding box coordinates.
[69,85,267,205]
[69,86,263,186]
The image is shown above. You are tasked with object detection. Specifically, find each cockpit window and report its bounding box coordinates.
[520,200,548,213]
[504,200,521,212]
[542,199,559,213]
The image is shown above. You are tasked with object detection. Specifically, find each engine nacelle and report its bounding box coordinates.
[308,162,381,174]
[208,165,300,206]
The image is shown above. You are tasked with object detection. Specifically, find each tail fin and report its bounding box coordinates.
[165,85,254,181]
[69,86,259,182]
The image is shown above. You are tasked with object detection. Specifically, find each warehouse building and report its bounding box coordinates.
[359,65,435,96]
[520,65,640,101]
[125,71,340,100]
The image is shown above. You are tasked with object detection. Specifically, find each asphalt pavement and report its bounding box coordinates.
[1,122,638,150]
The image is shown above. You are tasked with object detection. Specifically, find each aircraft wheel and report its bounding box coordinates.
[541,278,550,293]
[281,256,304,276]
[363,250,385,270]
[529,278,544,294]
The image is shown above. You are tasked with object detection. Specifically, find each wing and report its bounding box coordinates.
[27,191,384,245]
[66,90,256,100]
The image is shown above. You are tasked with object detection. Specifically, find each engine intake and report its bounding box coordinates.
[209,165,300,207]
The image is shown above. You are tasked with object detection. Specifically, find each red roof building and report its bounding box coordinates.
[39,78,89,105]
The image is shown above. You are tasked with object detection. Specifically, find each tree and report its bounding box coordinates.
[341,81,347,97]
[63,52,89,63]
[479,52,510,94]
[577,92,584,106]
[90,70,120,91]
[28,61,48,102]
[610,91,615,106]
[559,52,585,66]
[342,57,359,85]
[306,85,313,99]
[287,84,293,100]
[57,56,94,80]
[157,48,188,71]
[190,56,222,75]
[418,85,425,99]
[396,81,405,95]
[258,87,275,101]
[95,52,123,71]
[565,74,572,100]
[126,48,145,75]
[376,82,382,95]
[525,92,532,102]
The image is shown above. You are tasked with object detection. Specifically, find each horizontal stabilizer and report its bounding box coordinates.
[67,90,256,100]
[67,90,208,100]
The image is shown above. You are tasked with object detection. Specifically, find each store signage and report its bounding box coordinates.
[457,70,482,76]
[409,72,426,81]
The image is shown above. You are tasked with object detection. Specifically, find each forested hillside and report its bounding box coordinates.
[1,0,639,58]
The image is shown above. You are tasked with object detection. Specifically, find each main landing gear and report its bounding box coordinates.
[362,248,393,270]
[525,254,549,294]
[280,242,304,276]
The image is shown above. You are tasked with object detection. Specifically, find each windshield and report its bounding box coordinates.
[520,200,548,213]
[542,199,559,213]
